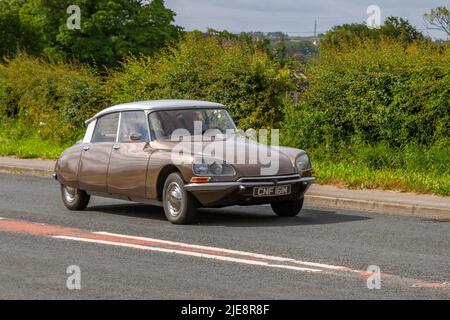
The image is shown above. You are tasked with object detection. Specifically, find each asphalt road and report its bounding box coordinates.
[0,173,448,299]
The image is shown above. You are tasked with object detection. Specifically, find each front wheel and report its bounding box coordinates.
[60,184,90,210]
[162,172,198,224]
[271,197,304,217]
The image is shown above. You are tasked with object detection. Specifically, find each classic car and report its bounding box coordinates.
[54,100,315,224]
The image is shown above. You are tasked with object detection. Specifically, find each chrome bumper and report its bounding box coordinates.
[184,176,316,192]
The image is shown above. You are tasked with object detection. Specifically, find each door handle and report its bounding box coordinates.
[83,146,90,151]
[113,145,120,150]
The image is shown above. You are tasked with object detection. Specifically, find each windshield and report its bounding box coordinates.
[148,108,236,140]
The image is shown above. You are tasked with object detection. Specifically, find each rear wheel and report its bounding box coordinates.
[162,172,198,224]
[271,197,304,217]
[60,184,90,210]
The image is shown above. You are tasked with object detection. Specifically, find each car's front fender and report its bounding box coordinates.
[54,144,83,188]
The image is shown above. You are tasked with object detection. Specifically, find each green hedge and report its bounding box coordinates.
[0,34,293,144]
[107,32,293,129]
[282,39,450,149]
[0,54,105,143]
[280,39,450,195]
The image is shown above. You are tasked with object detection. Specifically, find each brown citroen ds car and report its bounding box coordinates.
[54,100,315,224]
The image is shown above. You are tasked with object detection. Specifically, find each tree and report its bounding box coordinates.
[383,17,424,43]
[322,23,375,48]
[321,17,423,49]
[424,6,450,36]
[0,0,41,59]
[6,0,182,67]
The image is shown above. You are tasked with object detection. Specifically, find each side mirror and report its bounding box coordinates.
[129,133,143,141]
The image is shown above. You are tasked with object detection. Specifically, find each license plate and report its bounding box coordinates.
[253,185,291,197]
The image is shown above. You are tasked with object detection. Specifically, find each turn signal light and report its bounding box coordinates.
[190,177,211,183]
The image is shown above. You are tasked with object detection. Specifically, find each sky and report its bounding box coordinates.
[164,0,450,39]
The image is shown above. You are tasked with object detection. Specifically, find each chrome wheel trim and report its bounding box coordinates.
[165,182,183,217]
[63,186,77,203]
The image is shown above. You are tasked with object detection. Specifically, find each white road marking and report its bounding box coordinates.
[2,217,448,289]
[94,231,348,270]
[53,235,322,273]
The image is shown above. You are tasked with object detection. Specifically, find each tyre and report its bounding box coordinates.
[162,172,198,224]
[271,197,304,217]
[60,184,90,210]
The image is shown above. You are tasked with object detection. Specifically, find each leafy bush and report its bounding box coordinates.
[0,54,105,143]
[282,39,450,148]
[281,39,450,195]
[107,32,293,128]
[321,17,424,50]
[0,34,293,142]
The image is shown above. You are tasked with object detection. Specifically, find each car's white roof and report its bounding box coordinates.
[86,100,226,124]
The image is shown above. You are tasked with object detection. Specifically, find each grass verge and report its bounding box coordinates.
[0,135,69,159]
[314,161,450,196]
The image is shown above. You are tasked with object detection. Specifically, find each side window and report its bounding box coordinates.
[148,112,166,140]
[91,113,119,143]
[118,111,150,142]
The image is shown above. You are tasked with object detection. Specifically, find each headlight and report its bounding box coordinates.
[296,153,311,173]
[192,159,235,176]
[192,163,209,175]
[210,163,224,175]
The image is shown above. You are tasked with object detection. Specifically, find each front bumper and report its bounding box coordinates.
[184,174,316,207]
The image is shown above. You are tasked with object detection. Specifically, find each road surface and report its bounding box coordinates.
[0,173,448,299]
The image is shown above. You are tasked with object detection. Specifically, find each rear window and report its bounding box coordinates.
[91,113,119,143]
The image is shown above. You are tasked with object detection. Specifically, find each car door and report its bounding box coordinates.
[78,112,119,193]
[107,111,152,199]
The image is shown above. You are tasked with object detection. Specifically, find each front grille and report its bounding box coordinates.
[237,174,300,184]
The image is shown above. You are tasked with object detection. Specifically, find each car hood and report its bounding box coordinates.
[151,136,300,177]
